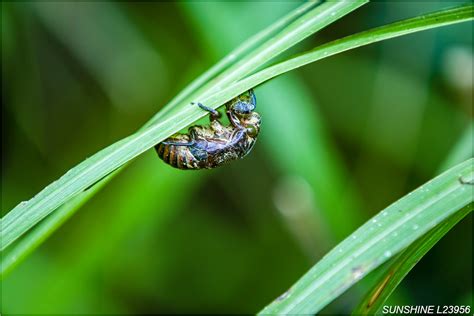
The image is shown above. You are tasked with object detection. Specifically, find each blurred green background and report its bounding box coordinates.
[1,1,472,314]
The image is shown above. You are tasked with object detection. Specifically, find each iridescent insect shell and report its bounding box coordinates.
[155,89,261,170]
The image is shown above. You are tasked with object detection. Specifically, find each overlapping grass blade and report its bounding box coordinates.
[351,124,474,314]
[1,1,367,251]
[0,171,118,278]
[259,159,473,315]
[150,0,367,123]
[0,1,324,274]
[2,1,471,260]
[222,5,474,99]
[351,204,472,315]
[146,0,321,125]
[2,0,316,273]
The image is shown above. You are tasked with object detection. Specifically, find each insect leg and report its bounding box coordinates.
[162,139,196,147]
[227,110,244,129]
[193,102,222,121]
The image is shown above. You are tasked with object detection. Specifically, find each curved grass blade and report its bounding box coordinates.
[218,5,474,103]
[182,0,364,246]
[2,2,470,253]
[150,0,367,123]
[1,1,367,250]
[0,1,324,272]
[0,170,118,278]
[351,125,474,314]
[26,159,201,312]
[145,1,321,125]
[351,203,472,315]
[259,159,473,315]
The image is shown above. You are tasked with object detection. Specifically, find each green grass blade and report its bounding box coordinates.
[2,3,469,254]
[225,4,473,96]
[351,204,472,315]
[145,1,321,125]
[195,0,367,93]
[182,0,364,244]
[0,1,321,273]
[0,1,325,275]
[0,170,117,278]
[149,0,367,124]
[23,156,201,312]
[161,5,473,123]
[259,159,473,315]
[351,124,474,314]
[1,1,366,251]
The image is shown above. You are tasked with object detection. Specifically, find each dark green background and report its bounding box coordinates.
[2,1,472,314]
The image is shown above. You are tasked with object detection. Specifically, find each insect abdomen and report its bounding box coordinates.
[155,143,200,170]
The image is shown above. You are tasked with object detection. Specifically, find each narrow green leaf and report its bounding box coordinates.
[145,0,321,125]
[223,4,474,100]
[0,1,321,272]
[351,124,474,314]
[0,171,117,278]
[24,157,201,312]
[259,159,473,315]
[1,1,366,251]
[149,0,367,124]
[2,3,470,256]
[181,0,364,246]
[351,204,472,315]
[0,1,324,273]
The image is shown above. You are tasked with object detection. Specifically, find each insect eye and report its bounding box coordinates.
[234,102,255,114]
[246,125,258,137]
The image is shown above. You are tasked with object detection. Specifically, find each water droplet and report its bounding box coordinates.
[331,12,336,16]
[392,232,398,237]
[352,266,364,280]
[276,289,290,301]
[372,219,377,223]
[412,224,419,230]
[382,211,388,216]
[384,250,392,258]
[377,223,382,227]
[338,249,343,253]
[352,235,357,240]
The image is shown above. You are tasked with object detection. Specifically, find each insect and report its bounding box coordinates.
[155,89,261,170]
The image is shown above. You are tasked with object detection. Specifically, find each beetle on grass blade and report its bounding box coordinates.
[155,89,261,170]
